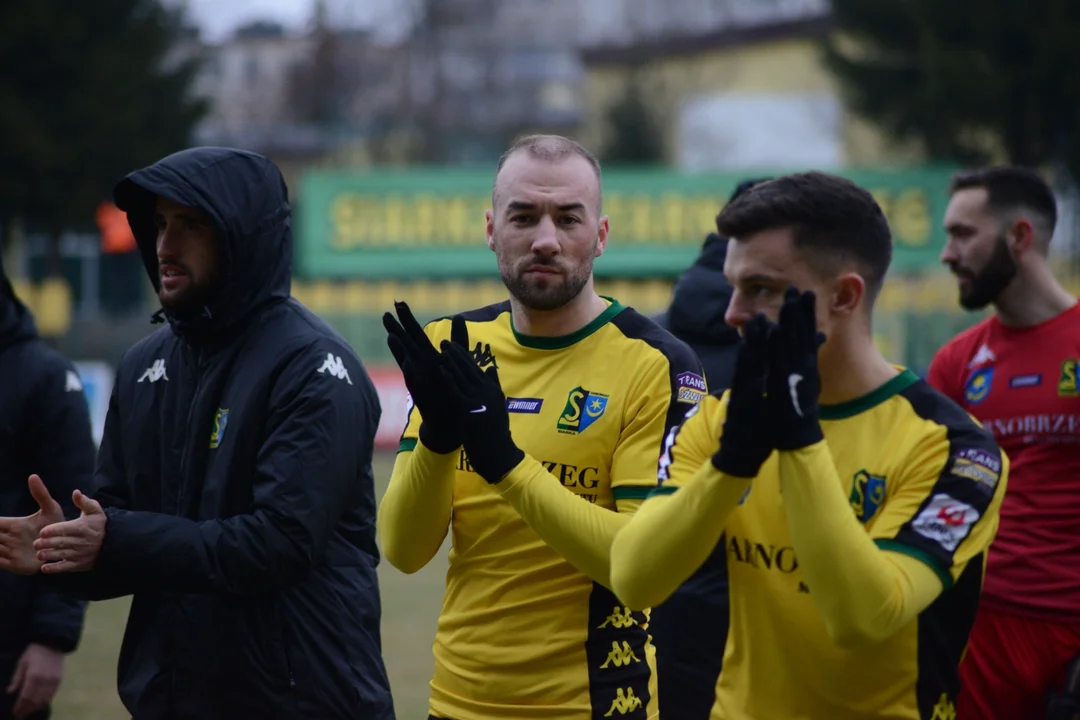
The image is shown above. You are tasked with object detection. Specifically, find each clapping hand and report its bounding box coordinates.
[0,475,64,576]
[438,316,524,484]
[383,301,463,454]
[34,489,106,574]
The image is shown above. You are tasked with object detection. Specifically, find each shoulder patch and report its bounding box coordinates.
[910,493,981,553]
[948,448,1002,493]
[676,371,707,405]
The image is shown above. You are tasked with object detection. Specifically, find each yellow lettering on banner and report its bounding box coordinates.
[414,194,438,243]
[447,196,474,244]
[870,188,932,248]
[325,186,933,249]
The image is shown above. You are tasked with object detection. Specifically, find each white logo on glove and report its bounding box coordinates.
[788,373,804,417]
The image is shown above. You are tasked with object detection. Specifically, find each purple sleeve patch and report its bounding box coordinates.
[676,371,707,404]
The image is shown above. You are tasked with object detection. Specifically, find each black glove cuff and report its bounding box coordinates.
[418,422,462,455]
[469,436,525,485]
[774,420,824,451]
[711,444,767,479]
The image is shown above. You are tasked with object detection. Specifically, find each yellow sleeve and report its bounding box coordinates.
[866,431,1009,585]
[495,342,704,588]
[610,396,751,610]
[495,456,638,588]
[376,443,456,574]
[610,348,707,501]
[777,431,1008,650]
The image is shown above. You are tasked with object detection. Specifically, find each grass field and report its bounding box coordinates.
[51,451,448,719]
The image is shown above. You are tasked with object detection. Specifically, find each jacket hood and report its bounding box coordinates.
[0,252,38,351]
[114,147,292,339]
[664,233,739,345]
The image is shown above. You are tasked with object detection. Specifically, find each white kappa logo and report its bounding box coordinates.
[138,359,169,383]
[317,353,353,385]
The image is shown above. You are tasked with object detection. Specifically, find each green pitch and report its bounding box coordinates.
[52,451,449,720]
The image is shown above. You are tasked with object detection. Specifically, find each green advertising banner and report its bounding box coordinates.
[296,166,959,279]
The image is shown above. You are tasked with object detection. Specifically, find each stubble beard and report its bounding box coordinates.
[496,236,597,312]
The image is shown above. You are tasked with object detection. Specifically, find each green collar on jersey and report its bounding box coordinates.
[510,296,626,350]
[819,368,920,420]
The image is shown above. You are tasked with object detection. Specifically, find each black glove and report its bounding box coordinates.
[438,316,524,484]
[382,301,462,454]
[767,287,826,450]
[712,313,774,478]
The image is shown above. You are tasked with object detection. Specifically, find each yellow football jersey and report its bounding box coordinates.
[653,369,1008,720]
[399,298,705,720]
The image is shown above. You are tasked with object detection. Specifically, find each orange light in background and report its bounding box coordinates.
[96,201,136,254]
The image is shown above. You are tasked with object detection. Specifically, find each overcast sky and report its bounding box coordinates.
[180,0,408,41]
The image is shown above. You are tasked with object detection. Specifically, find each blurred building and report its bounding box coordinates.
[402,0,585,163]
[577,0,920,170]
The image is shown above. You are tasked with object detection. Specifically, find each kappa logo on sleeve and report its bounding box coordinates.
[65,370,83,393]
[911,493,980,552]
[676,371,707,405]
[317,353,353,385]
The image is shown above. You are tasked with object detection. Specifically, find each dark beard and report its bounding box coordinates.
[502,264,591,311]
[159,278,218,318]
[956,233,1018,310]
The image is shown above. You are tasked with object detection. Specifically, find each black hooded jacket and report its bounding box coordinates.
[0,259,94,674]
[653,233,740,390]
[55,148,394,719]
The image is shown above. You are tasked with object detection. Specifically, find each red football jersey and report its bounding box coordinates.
[928,302,1080,620]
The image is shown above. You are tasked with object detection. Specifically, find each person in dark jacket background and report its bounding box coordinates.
[0,255,95,720]
[0,147,395,719]
[649,177,770,720]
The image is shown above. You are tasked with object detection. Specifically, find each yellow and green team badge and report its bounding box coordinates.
[1058,358,1078,397]
[209,408,230,448]
[849,469,886,523]
[557,387,608,435]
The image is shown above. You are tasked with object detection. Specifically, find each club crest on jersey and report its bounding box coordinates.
[964,367,993,404]
[209,408,230,449]
[557,387,608,435]
[849,470,886,523]
[1058,358,1078,397]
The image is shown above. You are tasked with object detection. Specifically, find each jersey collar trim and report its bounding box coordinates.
[818,368,920,420]
[511,296,626,350]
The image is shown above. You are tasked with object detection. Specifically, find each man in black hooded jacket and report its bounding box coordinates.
[648,178,769,720]
[0,258,94,720]
[0,147,395,719]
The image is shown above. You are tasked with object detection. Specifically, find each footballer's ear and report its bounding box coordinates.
[485,209,496,252]
[830,272,865,317]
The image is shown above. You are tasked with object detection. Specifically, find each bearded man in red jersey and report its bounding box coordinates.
[928,165,1080,720]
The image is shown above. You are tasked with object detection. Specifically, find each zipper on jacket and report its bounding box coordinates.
[282,635,296,690]
[176,347,204,513]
